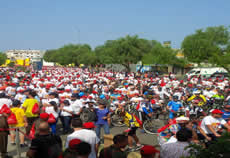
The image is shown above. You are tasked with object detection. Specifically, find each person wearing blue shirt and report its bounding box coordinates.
[167,96,183,119]
[222,105,230,121]
[110,90,121,100]
[142,102,154,117]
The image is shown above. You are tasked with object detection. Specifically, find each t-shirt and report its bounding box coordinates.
[45,106,59,118]
[66,129,100,158]
[200,115,227,134]
[71,99,83,114]
[167,101,182,112]
[95,108,110,125]
[0,98,12,109]
[10,107,25,127]
[30,134,62,158]
[22,99,39,117]
[60,106,73,117]
[123,112,140,128]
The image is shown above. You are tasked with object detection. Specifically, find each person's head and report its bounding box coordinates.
[74,142,91,158]
[176,128,193,142]
[28,90,37,98]
[113,134,128,149]
[64,141,91,158]
[12,99,21,107]
[71,93,78,101]
[49,92,57,99]
[71,118,83,129]
[140,145,160,158]
[98,100,106,109]
[49,101,58,111]
[23,89,31,96]
[173,95,178,101]
[224,105,230,112]
[63,100,70,106]
[87,101,94,107]
[176,116,190,128]
[38,122,50,135]
[211,109,224,118]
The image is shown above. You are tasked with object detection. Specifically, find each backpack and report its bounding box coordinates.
[7,112,17,125]
[32,103,39,114]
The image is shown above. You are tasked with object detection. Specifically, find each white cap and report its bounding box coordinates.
[176,116,189,121]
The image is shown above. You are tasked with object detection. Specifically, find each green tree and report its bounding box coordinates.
[95,35,152,71]
[43,44,92,66]
[0,52,7,65]
[182,26,230,71]
[142,42,186,67]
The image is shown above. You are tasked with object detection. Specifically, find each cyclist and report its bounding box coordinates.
[117,108,143,151]
[212,90,224,100]
[167,95,184,120]
[211,90,224,109]
[200,109,230,144]
[140,97,154,118]
[187,90,207,107]
[185,100,206,118]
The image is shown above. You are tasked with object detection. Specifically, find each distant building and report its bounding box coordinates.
[5,49,44,62]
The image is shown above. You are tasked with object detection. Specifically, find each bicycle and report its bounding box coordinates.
[142,114,165,135]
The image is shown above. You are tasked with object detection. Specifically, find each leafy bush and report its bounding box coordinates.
[185,132,230,158]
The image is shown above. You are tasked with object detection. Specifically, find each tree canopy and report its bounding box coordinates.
[182,25,230,72]
[43,44,92,66]
[0,52,7,65]
[43,35,181,71]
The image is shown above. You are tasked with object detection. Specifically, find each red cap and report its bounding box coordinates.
[69,139,81,149]
[140,145,160,156]
[211,109,224,114]
[92,90,98,94]
[40,113,49,119]
[83,122,96,129]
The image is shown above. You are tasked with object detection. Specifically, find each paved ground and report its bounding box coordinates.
[7,125,159,158]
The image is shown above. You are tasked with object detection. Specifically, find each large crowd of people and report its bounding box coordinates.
[0,66,230,158]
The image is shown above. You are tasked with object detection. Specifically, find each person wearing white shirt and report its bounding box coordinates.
[45,101,59,134]
[0,93,12,109]
[60,100,73,134]
[70,94,83,117]
[200,109,230,140]
[66,118,99,158]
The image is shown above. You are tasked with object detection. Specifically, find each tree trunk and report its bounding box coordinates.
[122,63,131,72]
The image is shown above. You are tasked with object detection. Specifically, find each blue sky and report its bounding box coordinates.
[0,0,229,51]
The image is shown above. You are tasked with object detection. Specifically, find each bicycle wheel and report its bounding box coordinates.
[111,113,125,127]
[143,119,165,135]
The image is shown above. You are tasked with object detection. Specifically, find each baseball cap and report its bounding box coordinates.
[176,116,190,121]
[69,139,81,149]
[40,113,49,119]
[83,122,95,129]
[211,109,224,114]
[140,145,160,156]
